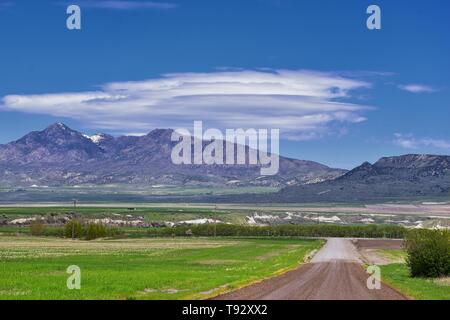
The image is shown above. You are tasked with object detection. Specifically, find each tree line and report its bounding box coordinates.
[145,223,406,238]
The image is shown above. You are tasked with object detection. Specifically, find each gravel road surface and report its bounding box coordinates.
[214,238,407,300]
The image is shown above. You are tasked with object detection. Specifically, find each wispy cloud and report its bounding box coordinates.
[59,1,178,10]
[394,133,450,149]
[398,84,437,93]
[1,69,372,140]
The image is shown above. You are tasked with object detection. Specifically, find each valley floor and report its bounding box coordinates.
[0,236,322,300]
[1,235,448,300]
[1,202,449,228]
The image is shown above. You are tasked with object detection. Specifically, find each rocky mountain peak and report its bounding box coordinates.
[336,161,374,181]
[43,122,77,135]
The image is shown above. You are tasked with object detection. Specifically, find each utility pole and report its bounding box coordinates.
[213,205,219,238]
[72,199,77,239]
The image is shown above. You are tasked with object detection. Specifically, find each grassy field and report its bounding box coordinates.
[381,263,449,300]
[376,249,407,264]
[373,248,449,300]
[0,236,323,300]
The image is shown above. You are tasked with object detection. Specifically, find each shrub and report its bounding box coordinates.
[64,220,121,240]
[64,219,83,239]
[30,220,46,236]
[405,229,450,278]
[85,222,107,240]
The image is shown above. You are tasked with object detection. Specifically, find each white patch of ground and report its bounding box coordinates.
[246,216,258,225]
[90,218,145,227]
[246,213,281,225]
[432,223,450,230]
[305,215,341,223]
[178,218,222,225]
[283,212,303,220]
[359,218,375,223]
[9,217,37,225]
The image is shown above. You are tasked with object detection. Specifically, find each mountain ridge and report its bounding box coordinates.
[0,123,345,188]
[270,154,450,202]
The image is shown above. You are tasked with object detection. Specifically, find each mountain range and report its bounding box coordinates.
[1,123,449,203]
[0,123,344,188]
[256,154,450,202]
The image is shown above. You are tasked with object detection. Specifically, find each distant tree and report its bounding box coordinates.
[64,219,83,239]
[85,223,107,240]
[146,223,406,239]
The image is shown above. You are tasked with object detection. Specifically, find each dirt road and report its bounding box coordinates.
[214,238,407,300]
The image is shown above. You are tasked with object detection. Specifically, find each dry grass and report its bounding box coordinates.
[0,236,238,250]
[434,277,450,286]
[0,236,239,259]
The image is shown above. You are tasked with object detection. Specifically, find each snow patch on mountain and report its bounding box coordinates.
[83,134,106,144]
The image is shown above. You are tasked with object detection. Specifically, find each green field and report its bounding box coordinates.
[374,248,449,300]
[0,236,323,300]
[381,263,449,300]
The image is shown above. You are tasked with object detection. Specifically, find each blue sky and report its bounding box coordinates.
[0,0,449,169]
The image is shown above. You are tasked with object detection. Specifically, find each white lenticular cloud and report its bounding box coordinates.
[398,84,436,93]
[394,133,450,149]
[1,69,371,140]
